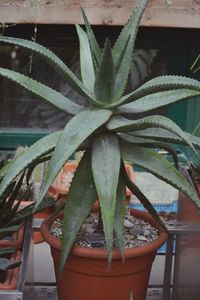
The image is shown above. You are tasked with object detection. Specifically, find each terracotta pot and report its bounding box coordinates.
[56,160,78,196]
[0,250,21,290]
[33,206,54,243]
[56,161,135,205]
[33,187,58,243]
[41,208,167,300]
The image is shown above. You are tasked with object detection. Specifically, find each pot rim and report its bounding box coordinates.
[41,208,168,260]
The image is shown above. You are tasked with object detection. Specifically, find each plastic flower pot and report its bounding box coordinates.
[41,208,167,300]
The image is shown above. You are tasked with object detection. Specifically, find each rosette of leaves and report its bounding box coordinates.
[0,0,200,271]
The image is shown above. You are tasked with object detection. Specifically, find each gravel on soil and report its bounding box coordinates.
[50,211,159,250]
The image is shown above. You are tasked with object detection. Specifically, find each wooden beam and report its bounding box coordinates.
[0,0,199,28]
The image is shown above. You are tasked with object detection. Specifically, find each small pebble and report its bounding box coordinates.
[143,229,151,236]
[124,219,134,228]
[137,235,148,242]
[129,228,143,235]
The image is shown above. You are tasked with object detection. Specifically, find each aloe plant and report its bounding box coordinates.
[0,0,200,271]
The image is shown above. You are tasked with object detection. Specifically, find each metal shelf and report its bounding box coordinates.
[0,217,32,300]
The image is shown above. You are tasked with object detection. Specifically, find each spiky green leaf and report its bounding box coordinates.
[121,143,200,208]
[0,158,15,180]
[0,36,95,100]
[129,128,200,149]
[113,33,134,100]
[26,154,51,185]
[0,68,83,115]
[81,8,102,67]
[60,150,97,271]
[107,115,196,152]
[76,25,95,92]
[11,196,55,225]
[36,108,112,210]
[94,39,115,104]
[92,133,121,264]
[119,133,179,169]
[112,0,149,99]
[114,171,126,259]
[3,172,25,217]
[113,0,148,68]
[117,89,200,114]
[110,75,200,107]
[0,132,60,197]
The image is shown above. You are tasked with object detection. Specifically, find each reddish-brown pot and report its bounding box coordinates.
[41,208,167,300]
[56,162,135,202]
[33,206,54,243]
[0,250,21,290]
[56,160,78,196]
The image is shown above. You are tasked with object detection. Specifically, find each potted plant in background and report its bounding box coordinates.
[0,248,21,290]
[56,158,135,204]
[0,169,55,292]
[1,146,57,243]
[0,0,200,299]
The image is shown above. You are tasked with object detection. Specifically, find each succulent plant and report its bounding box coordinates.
[0,0,200,271]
